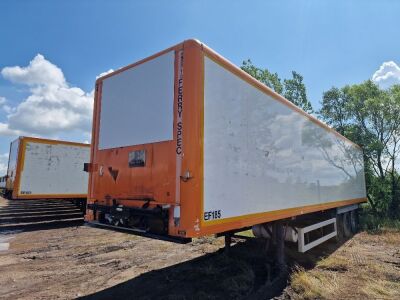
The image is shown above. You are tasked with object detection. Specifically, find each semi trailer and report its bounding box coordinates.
[4,136,90,202]
[0,176,6,191]
[86,39,366,251]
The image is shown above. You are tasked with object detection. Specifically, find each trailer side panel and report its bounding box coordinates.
[203,56,366,224]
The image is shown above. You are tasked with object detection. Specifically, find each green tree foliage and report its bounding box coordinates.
[283,71,313,114]
[241,59,283,94]
[319,86,350,135]
[241,60,313,113]
[319,81,400,218]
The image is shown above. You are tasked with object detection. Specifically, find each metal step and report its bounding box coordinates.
[0,212,84,224]
[0,218,84,231]
[0,209,81,217]
[1,206,78,212]
[2,203,75,208]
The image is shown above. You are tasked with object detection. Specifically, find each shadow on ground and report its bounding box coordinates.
[80,235,347,300]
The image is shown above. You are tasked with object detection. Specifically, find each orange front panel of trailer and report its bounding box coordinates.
[87,40,205,237]
[89,142,176,205]
[88,44,184,218]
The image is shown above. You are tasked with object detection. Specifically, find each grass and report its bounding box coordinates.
[359,205,400,232]
[286,230,400,300]
[362,279,400,299]
[236,229,254,238]
[362,216,400,233]
[377,228,400,245]
[316,256,349,272]
[290,266,340,299]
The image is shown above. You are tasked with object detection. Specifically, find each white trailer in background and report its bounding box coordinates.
[4,137,90,201]
[0,176,6,190]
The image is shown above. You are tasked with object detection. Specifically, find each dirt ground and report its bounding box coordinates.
[0,225,227,299]
[0,199,400,299]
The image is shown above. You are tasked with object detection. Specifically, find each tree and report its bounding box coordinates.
[319,81,400,218]
[283,71,313,114]
[319,86,350,135]
[241,59,283,94]
[241,60,313,113]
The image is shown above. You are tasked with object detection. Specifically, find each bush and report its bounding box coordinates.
[359,204,400,232]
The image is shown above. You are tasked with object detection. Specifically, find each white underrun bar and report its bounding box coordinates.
[297,218,337,253]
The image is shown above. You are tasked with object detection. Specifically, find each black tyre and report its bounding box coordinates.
[343,212,352,238]
[336,214,345,241]
[4,189,12,199]
[350,210,358,233]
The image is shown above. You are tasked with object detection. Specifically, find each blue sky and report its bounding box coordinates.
[1,0,400,174]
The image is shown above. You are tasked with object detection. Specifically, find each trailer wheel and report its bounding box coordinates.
[336,214,345,241]
[4,190,12,199]
[343,212,352,238]
[350,210,358,233]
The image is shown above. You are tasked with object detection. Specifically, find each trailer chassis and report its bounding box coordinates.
[87,201,174,238]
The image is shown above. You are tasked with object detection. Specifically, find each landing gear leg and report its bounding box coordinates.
[224,233,232,253]
[273,221,286,270]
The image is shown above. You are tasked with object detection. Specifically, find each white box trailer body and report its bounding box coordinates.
[5,137,90,199]
[203,56,366,222]
[86,40,367,238]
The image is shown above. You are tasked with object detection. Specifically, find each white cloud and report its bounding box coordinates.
[0,123,25,136]
[0,153,8,176]
[2,105,14,114]
[0,54,94,137]
[2,54,66,87]
[0,96,15,114]
[372,61,400,89]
